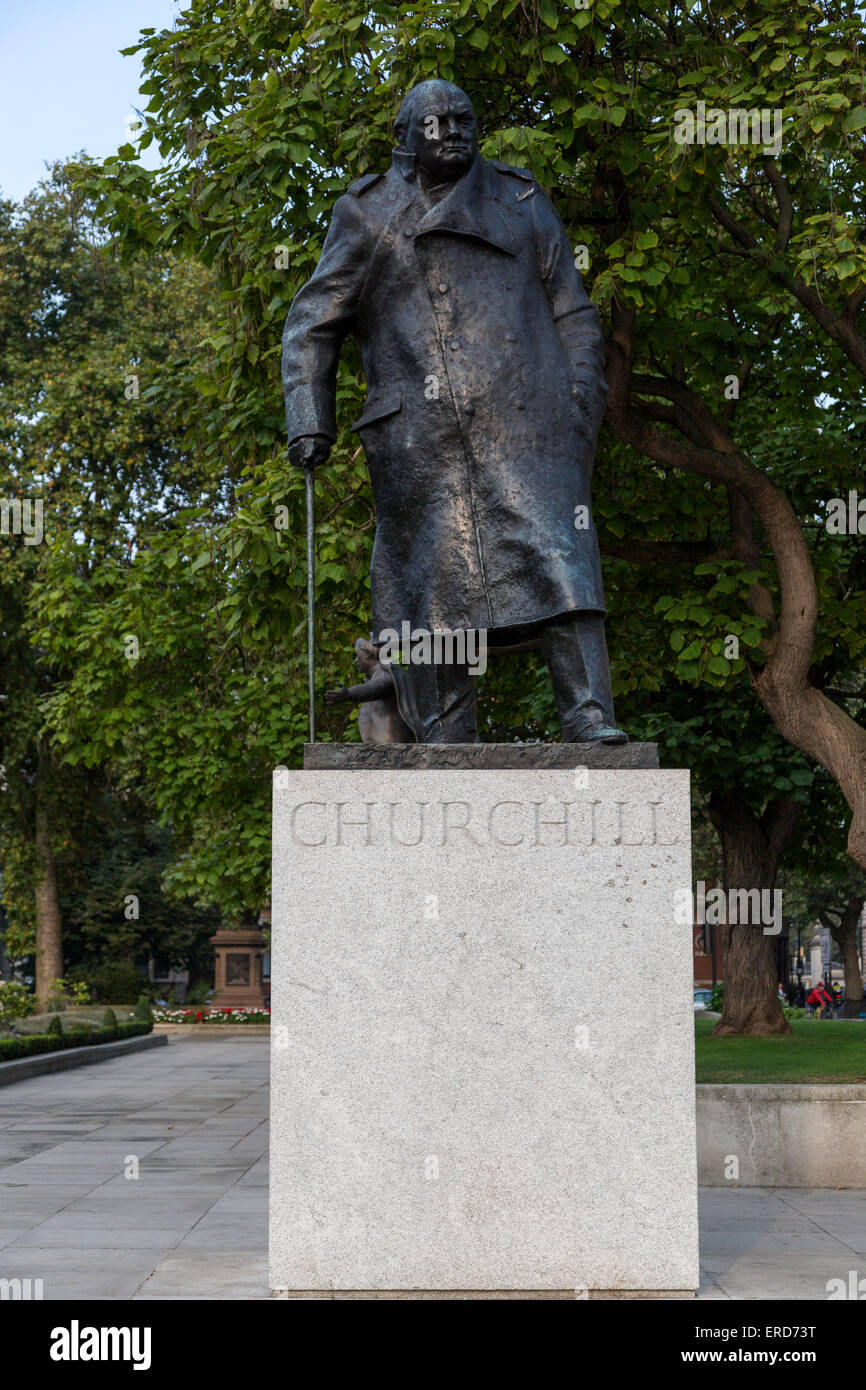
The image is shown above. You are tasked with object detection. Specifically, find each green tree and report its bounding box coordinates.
[0,164,216,997]
[40,0,866,1034]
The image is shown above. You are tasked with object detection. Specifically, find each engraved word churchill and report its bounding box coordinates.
[289,797,679,849]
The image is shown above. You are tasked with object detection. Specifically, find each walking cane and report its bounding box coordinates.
[305,467,316,744]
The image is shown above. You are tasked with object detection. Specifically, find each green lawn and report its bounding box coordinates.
[695,1015,866,1083]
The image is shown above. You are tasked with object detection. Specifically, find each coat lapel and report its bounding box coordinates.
[412,157,516,257]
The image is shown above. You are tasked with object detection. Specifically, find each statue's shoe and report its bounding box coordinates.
[566,724,629,745]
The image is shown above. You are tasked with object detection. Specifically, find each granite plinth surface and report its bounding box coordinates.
[270,766,698,1293]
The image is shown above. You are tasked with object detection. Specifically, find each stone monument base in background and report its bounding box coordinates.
[210,926,268,1010]
[269,745,699,1297]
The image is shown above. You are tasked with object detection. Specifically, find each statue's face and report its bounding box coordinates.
[405,90,478,182]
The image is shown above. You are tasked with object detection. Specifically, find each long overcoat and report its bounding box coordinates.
[282,150,609,639]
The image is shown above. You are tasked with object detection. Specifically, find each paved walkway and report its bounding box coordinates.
[0,1040,269,1298]
[0,1039,862,1300]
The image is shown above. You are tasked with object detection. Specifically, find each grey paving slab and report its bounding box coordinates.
[795,1220,866,1252]
[98,1170,249,1189]
[699,1187,796,1209]
[205,1190,269,1210]
[0,1244,177,1274]
[774,1188,866,1217]
[697,1267,732,1299]
[700,1254,864,1301]
[76,1124,199,1140]
[8,1139,168,1163]
[0,1183,104,1213]
[60,1187,219,1209]
[198,1118,262,1134]
[9,1225,184,1249]
[1,1167,136,1188]
[135,1252,271,1300]
[235,1168,269,1187]
[0,1227,32,1250]
[699,1213,834,1235]
[698,1229,849,1255]
[177,1226,267,1252]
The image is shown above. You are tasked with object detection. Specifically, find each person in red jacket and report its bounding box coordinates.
[807,983,834,1017]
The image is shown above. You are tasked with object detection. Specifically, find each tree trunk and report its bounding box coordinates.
[708,792,800,1035]
[830,897,864,1004]
[34,800,63,1008]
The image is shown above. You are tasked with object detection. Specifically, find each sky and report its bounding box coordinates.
[0,0,180,203]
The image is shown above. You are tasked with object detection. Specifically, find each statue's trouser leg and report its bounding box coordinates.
[408,659,480,744]
[540,611,618,740]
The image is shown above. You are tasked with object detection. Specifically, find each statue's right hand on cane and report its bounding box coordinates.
[289,434,332,471]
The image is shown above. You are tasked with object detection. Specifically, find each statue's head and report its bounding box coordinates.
[395,79,478,183]
[354,636,380,675]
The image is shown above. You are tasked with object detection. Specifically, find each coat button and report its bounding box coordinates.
[515,400,525,410]
[438,283,449,293]
[465,403,475,415]
[404,226,416,237]
[450,340,460,350]
[505,332,517,342]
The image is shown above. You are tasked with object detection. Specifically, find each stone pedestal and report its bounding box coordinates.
[269,748,698,1296]
[210,926,268,1009]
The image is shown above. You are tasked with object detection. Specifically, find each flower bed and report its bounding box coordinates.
[0,1021,153,1063]
[152,1006,270,1025]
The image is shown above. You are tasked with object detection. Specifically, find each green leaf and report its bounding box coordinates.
[789,768,813,785]
[616,151,641,175]
[843,107,866,132]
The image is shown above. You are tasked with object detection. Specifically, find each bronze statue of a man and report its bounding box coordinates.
[283,78,627,745]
